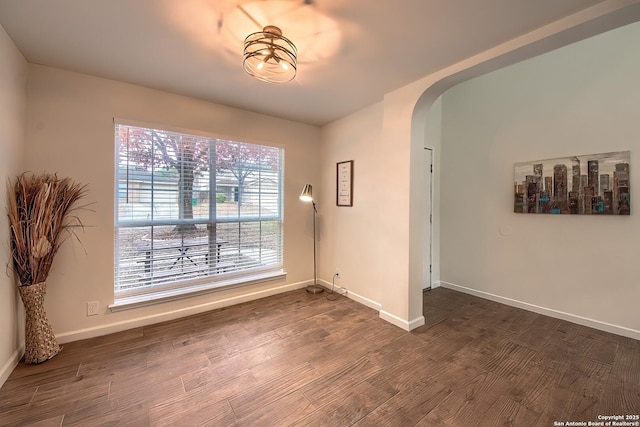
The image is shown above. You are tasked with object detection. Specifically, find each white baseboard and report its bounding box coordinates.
[317,280,425,331]
[56,281,307,344]
[0,346,23,388]
[409,315,426,330]
[379,310,425,331]
[347,290,382,311]
[317,279,382,311]
[440,281,640,341]
[430,280,442,289]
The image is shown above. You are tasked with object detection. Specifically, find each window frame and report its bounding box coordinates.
[112,119,285,308]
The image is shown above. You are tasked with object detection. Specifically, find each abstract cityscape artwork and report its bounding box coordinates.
[514,151,630,215]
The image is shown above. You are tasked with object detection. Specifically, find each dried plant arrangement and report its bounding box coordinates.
[7,172,87,364]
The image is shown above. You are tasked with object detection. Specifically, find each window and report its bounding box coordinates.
[114,123,283,304]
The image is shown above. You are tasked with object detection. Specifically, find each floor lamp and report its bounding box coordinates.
[300,184,324,294]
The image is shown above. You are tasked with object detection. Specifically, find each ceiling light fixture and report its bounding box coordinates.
[243,25,297,83]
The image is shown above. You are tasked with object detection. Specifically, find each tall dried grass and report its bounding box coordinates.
[8,173,87,287]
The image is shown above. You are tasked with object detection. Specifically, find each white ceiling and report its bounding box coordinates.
[0,0,608,126]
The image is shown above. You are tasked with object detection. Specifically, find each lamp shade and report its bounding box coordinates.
[244,25,297,84]
[300,184,313,202]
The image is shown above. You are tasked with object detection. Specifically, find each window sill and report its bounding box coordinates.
[109,270,287,312]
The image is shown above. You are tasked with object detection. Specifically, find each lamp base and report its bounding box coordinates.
[306,285,324,294]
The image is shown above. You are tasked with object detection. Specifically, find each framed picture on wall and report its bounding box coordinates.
[337,160,353,206]
[514,150,630,215]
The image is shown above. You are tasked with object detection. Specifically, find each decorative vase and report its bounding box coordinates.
[18,282,61,364]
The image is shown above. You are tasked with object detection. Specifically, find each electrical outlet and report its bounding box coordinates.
[87,301,99,316]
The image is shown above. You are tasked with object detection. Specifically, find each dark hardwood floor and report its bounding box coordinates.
[0,287,638,426]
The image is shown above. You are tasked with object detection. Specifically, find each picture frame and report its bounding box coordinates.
[337,160,353,207]
[514,150,630,215]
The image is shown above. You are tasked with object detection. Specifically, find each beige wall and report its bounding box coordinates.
[319,102,385,309]
[319,4,640,334]
[440,22,640,337]
[0,24,27,385]
[24,64,320,341]
[318,97,442,320]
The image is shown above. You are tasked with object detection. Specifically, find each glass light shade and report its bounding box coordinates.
[244,25,297,83]
[300,184,313,202]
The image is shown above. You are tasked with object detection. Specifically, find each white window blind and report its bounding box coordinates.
[114,123,283,301]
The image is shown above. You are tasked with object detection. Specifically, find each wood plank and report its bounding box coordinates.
[292,380,395,426]
[476,394,541,427]
[228,362,320,419]
[144,346,211,380]
[0,363,79,394]
[108,374,185,409]
[301,355,382,403]
[19,415,64,427]
[249,342,325,384]
[180,370,259,407]
[149,394,235,426]
[540,386,601,422]
[599,373,640,415]
[231,390,315,427]
[261,325,331,358]
[557,355,611,399]
[514,314,561,351]
[354,379,451,426]
[181,346,269,392]
[416,371,513,426]
[484,341,537,381]
[508,360,561,414]
[6,375,110,426]
[425,358,479,391]
[611,336,640,384]
[62,400,149,427]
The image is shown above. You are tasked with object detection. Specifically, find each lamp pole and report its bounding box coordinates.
[300,184,323,294]
[308,200,323,293]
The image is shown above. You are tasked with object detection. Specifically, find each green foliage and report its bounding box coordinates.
[216,193,227,203]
